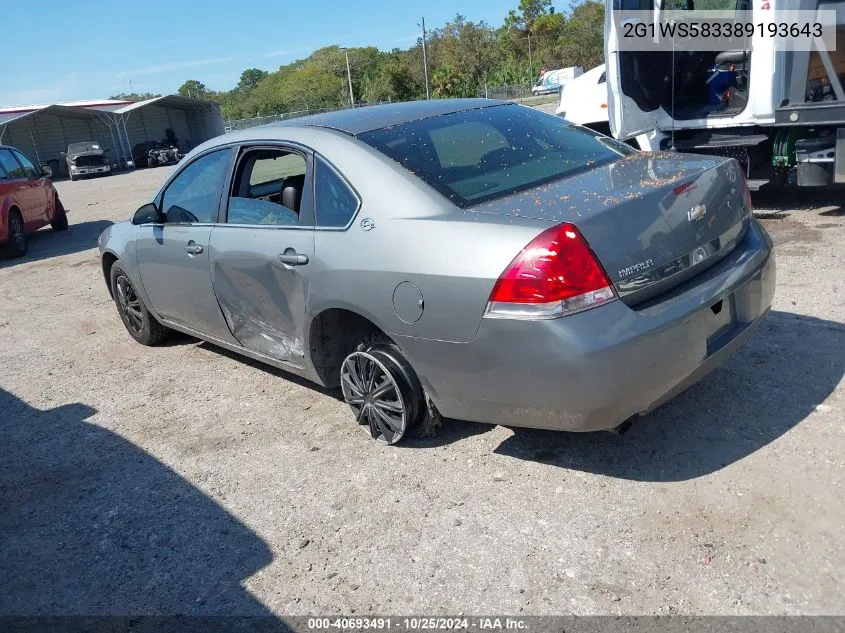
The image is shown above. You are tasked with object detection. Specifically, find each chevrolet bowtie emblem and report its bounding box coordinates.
[688,204,707,221]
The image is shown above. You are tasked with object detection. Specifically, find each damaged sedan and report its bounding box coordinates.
[98,99,775,444]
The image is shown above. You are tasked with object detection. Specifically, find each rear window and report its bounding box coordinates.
[358,104,633,208]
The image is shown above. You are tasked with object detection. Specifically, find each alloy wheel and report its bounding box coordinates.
[10,215,25,252]
[115,274,144,334]
[341,351,407,444]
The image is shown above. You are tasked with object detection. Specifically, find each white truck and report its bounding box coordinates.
[557,64,610,133]
[600,0,845,189]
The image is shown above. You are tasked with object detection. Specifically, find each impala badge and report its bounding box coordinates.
[688,204,706,222]
[360,218,376,231]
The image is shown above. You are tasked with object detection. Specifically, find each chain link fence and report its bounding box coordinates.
[224,102,393,132]
[478,83,563,105]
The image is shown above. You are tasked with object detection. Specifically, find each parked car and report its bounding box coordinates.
[63,141,111,181]
[0,145,68,257]
[99,100,775,445]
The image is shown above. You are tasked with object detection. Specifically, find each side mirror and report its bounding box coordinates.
[132,202,163,225]
[40,165,53,178]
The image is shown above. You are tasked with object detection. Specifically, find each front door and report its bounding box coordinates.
[135,147,239,343]
[209,145,316,364]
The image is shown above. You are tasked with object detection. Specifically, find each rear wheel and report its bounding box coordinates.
[51,196,68,231]
[6,210,27,257]
[340,338,425,445]
[110,262,171,346]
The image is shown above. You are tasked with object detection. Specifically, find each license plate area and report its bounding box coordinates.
[705,293,740,356]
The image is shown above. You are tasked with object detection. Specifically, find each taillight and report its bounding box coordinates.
[736,160,753,214]
[485,223,616,320]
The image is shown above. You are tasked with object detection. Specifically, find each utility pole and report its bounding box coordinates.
[128,79,134,95]
[343,48,355,107]
[421,16,431,99]
[527,33,533,83]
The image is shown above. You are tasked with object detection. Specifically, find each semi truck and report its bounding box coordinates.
[603,0,845,189]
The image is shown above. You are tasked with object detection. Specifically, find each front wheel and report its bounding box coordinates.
[110,262,171,346]
[340,339,425,445]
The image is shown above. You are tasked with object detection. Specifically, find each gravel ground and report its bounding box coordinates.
[0,167,843,617]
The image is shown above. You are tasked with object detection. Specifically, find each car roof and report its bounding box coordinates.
[270,98,509,136]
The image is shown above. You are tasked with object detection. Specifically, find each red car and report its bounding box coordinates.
[0,144,67,257]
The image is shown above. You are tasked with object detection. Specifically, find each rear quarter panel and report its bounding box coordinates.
[299,132,551,344]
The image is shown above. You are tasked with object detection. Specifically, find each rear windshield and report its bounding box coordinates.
[357,104,634,208]
[68,142,101,153]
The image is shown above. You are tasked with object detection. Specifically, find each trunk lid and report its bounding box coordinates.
[473,152,750,305]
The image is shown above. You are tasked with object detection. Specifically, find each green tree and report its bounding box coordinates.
[236,68,269,93]
[109,92,161,101]
[558,0,605,71]
[177,80,208,99]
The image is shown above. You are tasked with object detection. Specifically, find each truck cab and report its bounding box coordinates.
[605,0,845,188]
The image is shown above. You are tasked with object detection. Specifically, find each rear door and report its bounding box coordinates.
[209,144,316,364]
[134,146,239,342]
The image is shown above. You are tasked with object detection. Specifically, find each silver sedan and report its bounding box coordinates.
[98,99,775,444]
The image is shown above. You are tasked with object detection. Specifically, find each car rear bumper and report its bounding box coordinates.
[396,219,776,432]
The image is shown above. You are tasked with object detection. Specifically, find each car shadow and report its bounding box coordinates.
[753,187,844,215]
[0,386,277,617]
[490,311,844,481]
[0,219,113,268]
[195,340,345,402]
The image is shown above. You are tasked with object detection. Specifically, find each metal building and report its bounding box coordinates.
[0,95,224,177]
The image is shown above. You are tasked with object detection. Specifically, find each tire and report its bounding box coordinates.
[109,262,171,346]
[6,210,27,257]
[51,196,68,231]
[69,173,78,182]
[340,333,426,445]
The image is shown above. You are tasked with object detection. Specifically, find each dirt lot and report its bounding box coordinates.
[0,167,843,617]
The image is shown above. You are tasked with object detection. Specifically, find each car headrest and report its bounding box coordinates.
[281,175,305,213]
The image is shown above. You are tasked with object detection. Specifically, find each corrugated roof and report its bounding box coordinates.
[0,104,114,126]
[0,99,132,115]
[114,94,217,114]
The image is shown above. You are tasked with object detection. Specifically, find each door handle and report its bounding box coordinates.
[277,250,309,266]
[185,243,203,255]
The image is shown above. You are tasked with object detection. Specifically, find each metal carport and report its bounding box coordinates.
[0,105,127,177]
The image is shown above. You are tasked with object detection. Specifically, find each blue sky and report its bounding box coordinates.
[1,0,538,107]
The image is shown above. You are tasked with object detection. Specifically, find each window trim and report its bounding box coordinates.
[151,145,238,226]
[312,151,362,232]
[0,148,27,180]
[221,142,316,229]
